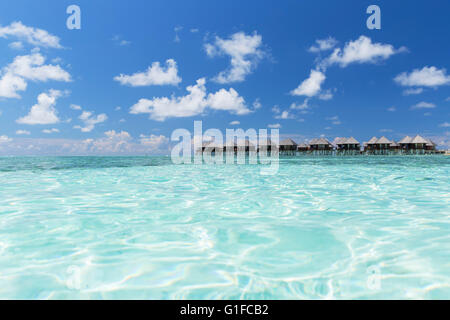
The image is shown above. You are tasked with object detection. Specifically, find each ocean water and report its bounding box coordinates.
[0,156,449,299]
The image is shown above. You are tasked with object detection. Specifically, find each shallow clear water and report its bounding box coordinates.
[0,156,449,299]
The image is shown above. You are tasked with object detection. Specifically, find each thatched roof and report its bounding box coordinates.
[297,143,308,148]
[316,138,333,145]
[398,136,412,144]
[411,135,428,144]
[308,138,319,145]
[334,137,347,145]
[426,139,436,147]
[390,141,399,147]
[376,136,391,144]
[345,137,360,145]
[279,138,297,146]
[224,139,256,148]
[366,136,378,145]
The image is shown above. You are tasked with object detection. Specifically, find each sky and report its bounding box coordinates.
[0,0,449,155]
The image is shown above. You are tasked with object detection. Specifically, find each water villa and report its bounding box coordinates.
[198,134,441,156]
[335,137,361,155]
[279,138,297,155]
[224,140,256,153]
[257,138,277,154]
[308,138,333,155]
[297,143,309,153]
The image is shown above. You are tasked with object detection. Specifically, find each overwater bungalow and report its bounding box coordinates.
[336,137,361,155]
[279,138,297,155]
[390,141,401,153]
[297,143,309,153]
[409,135,429,154]
[425,139,436,152]
[363,136,378,153]
[398,135,436,154]
[257,138,277,154]
[198,134,440,157]
[309,138,333,155]
[398,136,413,152]
[374,136,392,155]
[223,139,256,154]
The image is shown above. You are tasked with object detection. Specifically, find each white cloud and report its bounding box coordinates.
[446,97,450,102]
[275,110,294,120]
[70,104,82,110]
[190,28,199,33]
[387,106,396,112]
[326,115,341,125]
[308,37,338,53]
[0,53,71,98]
[272,104,295,119]
[74,110,108,132]
[403,88,424,95]
[207,87,248,114]
[16,130,30,135]
[79,130,133,153]
[229,121,240,125]
[272,105,280,114]
[394,66,450,87]
[380,129,393,133]
[253,98,262,109]
[129,78,250,121]
[410,101,436,110]
[0,131,171,155]
[0,21,62,48]
[439,122,450,128]
[268,123,281,129]
[318,89,334,100]
[42,128,59,134]
[205,31,264,83]
[139,134,169,151]
[114,59,181,86]
[174,26,182,43]
[290,99,311,113]
[16,90,61,125]
[326,36,403,68]
[291,69,326,97]
[9,41,23,50]
[112,35,131,46]
[0,135,12,143]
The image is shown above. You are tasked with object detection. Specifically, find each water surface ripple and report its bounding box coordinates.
[0,156,449,299]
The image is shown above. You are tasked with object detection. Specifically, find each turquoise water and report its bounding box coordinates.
[0,156,449,299]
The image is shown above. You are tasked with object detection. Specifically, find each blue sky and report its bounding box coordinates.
[0,0,449,154]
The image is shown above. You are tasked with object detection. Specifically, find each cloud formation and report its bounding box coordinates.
[291,69,326,97]
[410,101,436,110]
[325,36,403,68]
[395,66,450,87]
[16,89,61,125]
[0,21,62,48]
[308,37,337,53]
[0,53,71,98]
[114,59,182,86]
[129,78,250,121]
[205,31,264,83]
[74,110,108,132]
